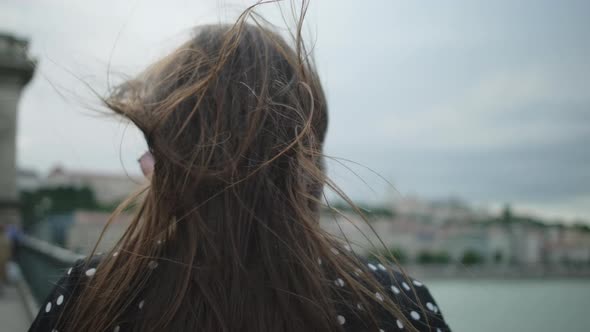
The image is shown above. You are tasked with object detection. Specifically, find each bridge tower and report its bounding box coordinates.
[0,33,35,225]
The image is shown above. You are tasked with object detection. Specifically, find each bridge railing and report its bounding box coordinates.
[16,235,84,304]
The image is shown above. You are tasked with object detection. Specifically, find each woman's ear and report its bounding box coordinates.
[139,151,155,178]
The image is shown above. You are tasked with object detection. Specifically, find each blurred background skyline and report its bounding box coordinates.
[1,0,589,223]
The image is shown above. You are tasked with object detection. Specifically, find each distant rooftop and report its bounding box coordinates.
[47,165,143,181]
[0,31,35,80]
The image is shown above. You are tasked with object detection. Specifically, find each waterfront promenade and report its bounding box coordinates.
[0,284,31,332]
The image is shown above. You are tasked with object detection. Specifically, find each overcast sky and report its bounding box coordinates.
[1,0,589,222]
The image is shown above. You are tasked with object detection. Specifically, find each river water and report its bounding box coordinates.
[426,279,590,332]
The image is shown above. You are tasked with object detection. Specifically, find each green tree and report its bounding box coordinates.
[417,250,450,265]
[493,250,504,264]
[20,186,102,231]
[501,204,513,224]
[461,249,485,266]
[369,246,408,264]
[324,202,396,220]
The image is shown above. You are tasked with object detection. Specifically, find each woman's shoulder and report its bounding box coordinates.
[337,258,451,332]
[28,254,451,332]
[28,256,102,332]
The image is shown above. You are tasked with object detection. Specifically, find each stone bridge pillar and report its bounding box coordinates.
[0,33,35,225]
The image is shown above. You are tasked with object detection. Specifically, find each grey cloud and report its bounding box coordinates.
[1,0,588,220]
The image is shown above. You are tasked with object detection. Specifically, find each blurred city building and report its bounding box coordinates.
[17,166,142,253]
[16,164,590,268]
[321,196,590,269]
[545,227,590,264]
[43,165,144,206]
[32,210,132,254]
[17,168,41,192]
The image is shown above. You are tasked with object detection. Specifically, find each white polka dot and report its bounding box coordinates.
[45,302,52,313]
[396,319,404,329]
[379,329,385,332]
[343,244,352,252]
[356,303,363,310]
[156,240,162,245]
[113,251,119,257]
[335,278,345,287]
[354,268,362,276]
[85,268,96,277]
[402,282,411,291]
[67,267,72,275]
[433,305,439,313]
[337,315,346,325]
[56,294,64,305]
[377,263,386,271]
[375,292,384,302]
[317,258,322,265]
[426,302,435,311]
[391,285,400,294]
[368,263,377,271]
[51,329,58,332]
[148,261,158,269]
[330,247,339,255]
[413,279,423,287]
[410,311,420,320]
[138,300,145,309]
[114,325,120,332]
[437,328,442,332]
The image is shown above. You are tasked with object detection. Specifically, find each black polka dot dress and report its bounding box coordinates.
[334,261,450,331]
[28,255,451,332]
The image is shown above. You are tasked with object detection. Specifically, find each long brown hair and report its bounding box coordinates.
[61,2,423,331]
